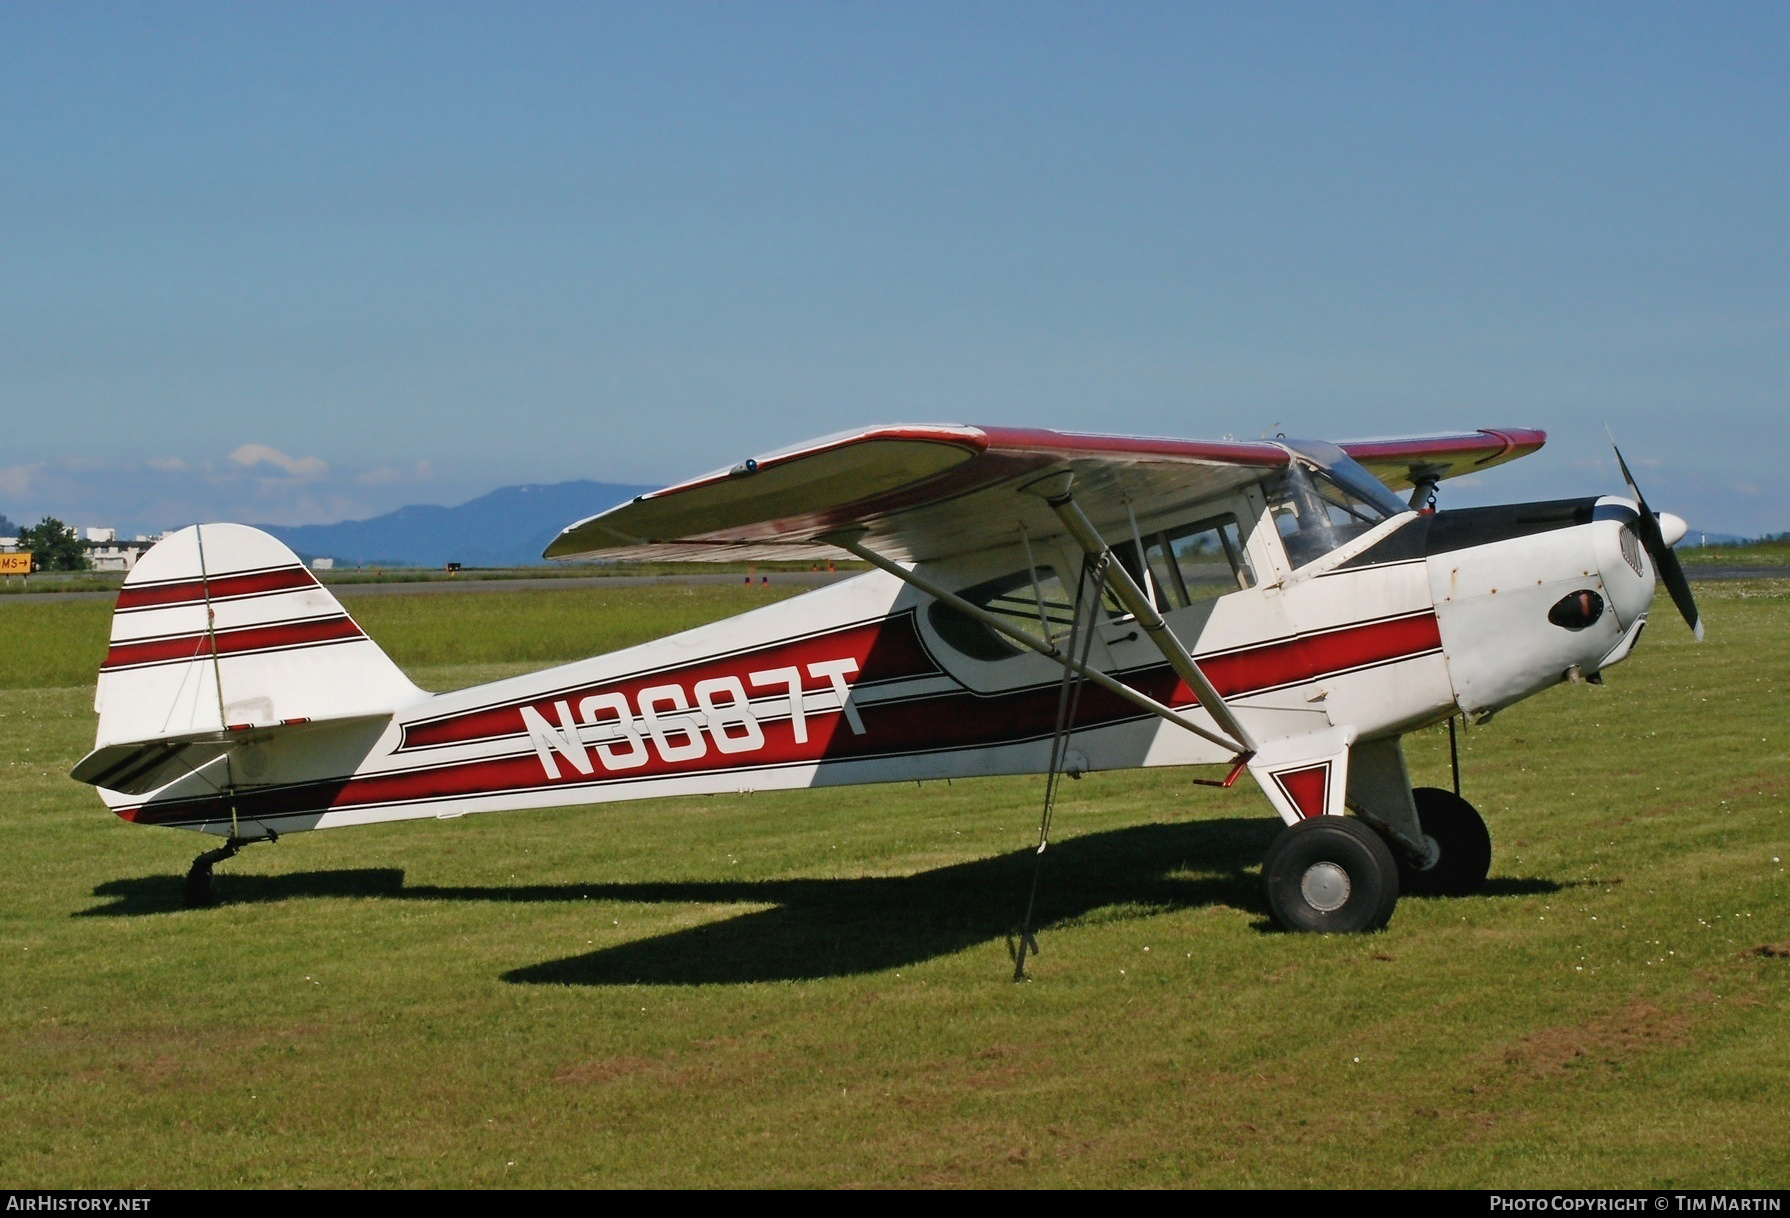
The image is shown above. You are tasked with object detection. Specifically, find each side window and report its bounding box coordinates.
[927,514,1256,659]
[928,566,1078,660]
[1128,515,1255,612]
[1158,519,1254,605]
[983,567,1076,640]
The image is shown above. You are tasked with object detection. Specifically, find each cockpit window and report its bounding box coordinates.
[928,513,1255,659]
[1267,461,1405,568]
[1324,455,1410,519]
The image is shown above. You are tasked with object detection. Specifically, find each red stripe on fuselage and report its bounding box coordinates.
[398,612,939,751]
[1196,611,1442,700]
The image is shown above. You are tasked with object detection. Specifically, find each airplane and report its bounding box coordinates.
[71,424,1703,938]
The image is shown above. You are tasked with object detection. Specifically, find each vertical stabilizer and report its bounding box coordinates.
[93,524,426,749]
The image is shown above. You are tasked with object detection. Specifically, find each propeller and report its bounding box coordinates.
[1608,437,1704,641]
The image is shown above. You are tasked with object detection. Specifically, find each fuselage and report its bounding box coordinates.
[94,462,1659,840]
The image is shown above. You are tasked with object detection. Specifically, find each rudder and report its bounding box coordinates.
[93,524,426,750]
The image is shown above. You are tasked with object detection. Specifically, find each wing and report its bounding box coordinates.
[1338,428,1546,492]
[545,424,1545,564]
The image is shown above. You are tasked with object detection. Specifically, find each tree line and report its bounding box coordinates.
[2,515,91,571]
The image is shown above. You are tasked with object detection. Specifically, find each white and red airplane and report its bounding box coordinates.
[72,425,1701,932]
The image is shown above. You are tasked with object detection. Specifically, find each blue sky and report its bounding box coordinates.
[3,2,1785,538]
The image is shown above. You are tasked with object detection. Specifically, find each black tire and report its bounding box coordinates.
[182,863,214,909]
[1261,816,1400,932]
[1398,787,1492,897]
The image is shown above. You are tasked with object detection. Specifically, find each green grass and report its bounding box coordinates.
[0,571,127,597]
[0,560,864,597]
[0,600,114,689]
[340,583,803,675]
[0,584,802,690]
[1680,538,1790,567]
[319,560,863,585]
[1,581,1786,1187]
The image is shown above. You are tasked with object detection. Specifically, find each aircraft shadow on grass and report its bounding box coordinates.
[81,819,1563,985]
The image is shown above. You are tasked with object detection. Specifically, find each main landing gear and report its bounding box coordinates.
[1261,816,1400,932]
[1260,791,1491,932]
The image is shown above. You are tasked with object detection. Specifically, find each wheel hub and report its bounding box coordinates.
[1299,861,1351,912]
[1412,834,1441,873]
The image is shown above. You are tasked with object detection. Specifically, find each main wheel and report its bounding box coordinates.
[1261,816,1400,932]
[1398,787,1492,897]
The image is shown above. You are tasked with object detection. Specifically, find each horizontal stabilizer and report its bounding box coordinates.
[72,711,393,795]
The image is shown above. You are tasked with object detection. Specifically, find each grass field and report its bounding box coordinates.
[1,579,1785,1188]
[1680,538,1790,567]
[0,559,862,598]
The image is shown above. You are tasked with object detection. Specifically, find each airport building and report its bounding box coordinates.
[0,526,164,572]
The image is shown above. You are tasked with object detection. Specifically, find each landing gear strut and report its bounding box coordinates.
[1261,816,1400,932]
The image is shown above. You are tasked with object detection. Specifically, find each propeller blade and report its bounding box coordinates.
[1656,540,1705,641]
[1610,439,1704,640]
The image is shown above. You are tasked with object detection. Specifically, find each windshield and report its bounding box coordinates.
[1266,455,1407,568]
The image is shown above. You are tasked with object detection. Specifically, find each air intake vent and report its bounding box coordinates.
[1549,589,1606,631]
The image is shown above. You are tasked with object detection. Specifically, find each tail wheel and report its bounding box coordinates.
[1261,816,1400,932]
[182,861,215,909]
[181,839,243,910]
[1399,788,1493,896]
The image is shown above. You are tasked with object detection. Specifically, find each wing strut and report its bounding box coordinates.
[1028,474,1259,756]
[1014,549,1110,982]
[824,533,1251,757]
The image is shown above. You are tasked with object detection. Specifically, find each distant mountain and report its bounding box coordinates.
[258,480,654,568]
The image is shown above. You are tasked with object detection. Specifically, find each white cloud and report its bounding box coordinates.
[355,459,431,487]
[0,464,38,499]
[147,456,189,473]
[228,444,329,479]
